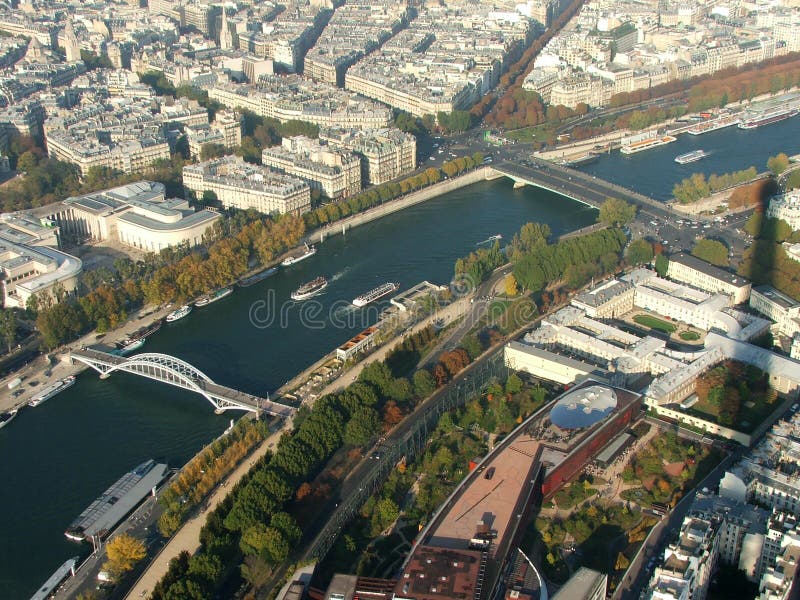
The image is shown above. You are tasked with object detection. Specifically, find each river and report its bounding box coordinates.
[578,113,800,200]
[0,178,596,599]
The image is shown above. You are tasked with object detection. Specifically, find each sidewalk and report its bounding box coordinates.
[0,304,177,413]
[124,425,287,599]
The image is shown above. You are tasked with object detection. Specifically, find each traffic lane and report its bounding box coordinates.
[338,344,505,501]
[510,162,673,218]
[54,495,163,599]
[619,448,740,600]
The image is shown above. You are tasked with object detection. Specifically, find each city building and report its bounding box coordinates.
[208,75,392,130]
[767,190,800,231]
[571,278,634,319]
[0,213,81,308]
[261,136,361,200]
[645,516,720,600]
[551,567,607,600]
[44,99,173,177]
[750,286,800,339]
[46,181,220,253]
[689,493,770,581]
[186,109,243,159]
[666,253,751,304]
[182,155,310,215]
[720,415,800,513]
[319,127,416,185]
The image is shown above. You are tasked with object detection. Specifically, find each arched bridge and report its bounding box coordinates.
[71,347,295,417]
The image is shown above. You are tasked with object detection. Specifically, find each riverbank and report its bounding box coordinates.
[308,167,492,243]
[0,167,498,417]
[0,303,184,414]
[535,87,800,163]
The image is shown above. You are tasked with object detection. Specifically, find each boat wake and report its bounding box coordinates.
[330,268,350,282]
[475,234,502,246]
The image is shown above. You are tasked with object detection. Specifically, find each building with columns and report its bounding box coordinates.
[0,213,81,308]
[46,181,220,253]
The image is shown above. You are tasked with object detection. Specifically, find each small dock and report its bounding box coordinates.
[30,557,79,600]
[391,281,448,312]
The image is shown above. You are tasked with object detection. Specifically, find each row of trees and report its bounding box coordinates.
[489,46,800,145]
[479,0,586,125]
[672,167,758,204]
[150,323,481,596]
[512,227,628,293]
[302,153,484,230]
[158,419,270,537]
[34,211,306,348]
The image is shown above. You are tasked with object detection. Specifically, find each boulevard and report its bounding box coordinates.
[6,102,800,599]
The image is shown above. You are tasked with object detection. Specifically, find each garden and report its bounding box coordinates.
[633,313,676,334]
[530,499,658,593]
[620,430,723,509]
[687,360,779,432]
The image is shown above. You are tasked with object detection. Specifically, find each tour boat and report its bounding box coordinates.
[0,408,17,429]
[353,282,400,307]
[195,287,233,307]
[28,376,76,407]
[291,276,328,301]
[166,305,192,322]
[281,243,317,267]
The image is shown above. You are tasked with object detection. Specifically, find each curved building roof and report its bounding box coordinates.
[550,384,617,429]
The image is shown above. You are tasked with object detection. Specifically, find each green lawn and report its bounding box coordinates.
[503,123,558,143]
[680,331,700,341]
[634,314,677,334]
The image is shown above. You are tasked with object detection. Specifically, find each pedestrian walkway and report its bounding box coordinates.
[124,427,286,599]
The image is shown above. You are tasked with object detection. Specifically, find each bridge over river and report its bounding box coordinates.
[491,159,674,220]
[70,347,296,417]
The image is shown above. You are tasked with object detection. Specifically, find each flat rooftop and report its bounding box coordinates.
[427,431,540,556]
[395,546,483,600]
[669,252,749,288]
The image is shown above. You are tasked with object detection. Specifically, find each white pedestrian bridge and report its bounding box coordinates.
[70,347,295,417]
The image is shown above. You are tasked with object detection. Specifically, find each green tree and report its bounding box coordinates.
[201,190,218,205]
[505,373,523,395]
[261,527,289,564]
[626,239,654,266]
[270,512,301,545]
[16,150,39,173]
[200,143,227,161]
[158,510,183,537]
[744,213,763,237]
[655,252,669,277]
[344,406,379,446]
[692,238,729,266]
[0,308,15,353]
[598,197,636,227]
[372,497,400,534]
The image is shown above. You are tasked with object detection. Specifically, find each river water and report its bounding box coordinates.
[578,114,800,200]
[0,178,596,599]
[6,112,800,597]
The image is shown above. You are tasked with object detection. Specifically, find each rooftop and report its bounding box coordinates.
[669,252,749,288]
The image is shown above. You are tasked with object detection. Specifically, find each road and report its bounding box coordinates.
[616,444,742,600]
[419,264,512,368]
